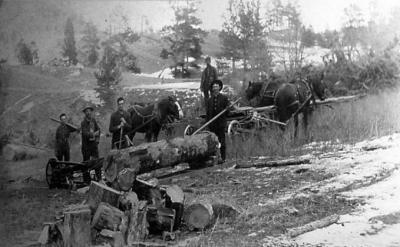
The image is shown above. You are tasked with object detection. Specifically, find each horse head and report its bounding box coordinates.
[245,81,263,101]
[157,96,184,123]
[308,71,328,101]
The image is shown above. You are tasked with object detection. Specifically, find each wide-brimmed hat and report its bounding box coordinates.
[82,105,94,113]
[211,80,223,90]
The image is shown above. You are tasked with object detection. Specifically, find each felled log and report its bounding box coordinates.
[287,214,340,238]
[92,202,125,231]
[315,95,365,105]
[235,156,311,169]
[183,202,215,230]
[104,132,219,190]
[117,168,137,191]
[87,181,122,212]
[164,185,185,229]
[63,205,91,247]
[127,201,149,245]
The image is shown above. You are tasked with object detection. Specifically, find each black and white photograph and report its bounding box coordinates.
[1,0,400,246]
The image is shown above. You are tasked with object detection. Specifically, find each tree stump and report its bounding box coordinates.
[164,185,185,229]
[183,202,215,230]
[92,202,125,231]
[87,181,122,213]
[127,201,149,245]
[63,205,91,247]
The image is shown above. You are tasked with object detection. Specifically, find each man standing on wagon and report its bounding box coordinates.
[200,56,218,107]
[109,97,132,149]
[206,79,230,164]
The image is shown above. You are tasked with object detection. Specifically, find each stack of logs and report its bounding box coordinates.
[39,132,237,247]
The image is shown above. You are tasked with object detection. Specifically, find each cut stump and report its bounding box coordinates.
[63,205,91,247]
[86,181,122,213]
[183,202,215,230]
[91,202,125,231]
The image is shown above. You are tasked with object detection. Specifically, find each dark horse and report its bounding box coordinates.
[246,72,327,137]
[274,72,327,137]
[128,96,184,142]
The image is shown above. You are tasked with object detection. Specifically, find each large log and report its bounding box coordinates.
[287,214,340,238]
[63,205,91,247]
[183,202,215,230]
[87,181,122,212]
[104,132,219,190]
[91,202,125,231]
[235,156,311,169]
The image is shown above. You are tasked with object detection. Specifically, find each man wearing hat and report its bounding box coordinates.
[80,105,100,162]
[55,113,77,161]
[109,97,132,149]
[200,56,218,107]
[206,79,229,163]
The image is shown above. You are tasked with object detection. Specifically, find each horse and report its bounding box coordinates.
[274,71,327,137]
[245,80,281,107]
[127,96,184,142]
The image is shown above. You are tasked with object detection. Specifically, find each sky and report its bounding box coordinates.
[74,0,400,33]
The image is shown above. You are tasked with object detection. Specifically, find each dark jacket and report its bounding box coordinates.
[201,65,218,92]
[55,124,76,149]
[81,117,100,146]
[206,93,230,129]
[109,110,132,147]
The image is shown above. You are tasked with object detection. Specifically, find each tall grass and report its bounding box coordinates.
[226,87,400,160]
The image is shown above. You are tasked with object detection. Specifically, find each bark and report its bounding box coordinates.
[235,156,311,169]
[287,214,340,238]
[86,181,122,212]
[127,201,149,245]
[63,206,92,247]
[164,185,185,229]
[183,202,215,230]
[91,202,125,231]
[104,132,219,190]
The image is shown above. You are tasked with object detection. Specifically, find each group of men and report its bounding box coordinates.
[55,97,131,163]
[55,56,232,164]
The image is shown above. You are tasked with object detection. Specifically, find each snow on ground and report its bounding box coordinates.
[79,89,104,106]
[295,133,400,246]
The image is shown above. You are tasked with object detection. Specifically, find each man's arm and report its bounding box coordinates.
[109,113,120,133]
[123,112,132,130]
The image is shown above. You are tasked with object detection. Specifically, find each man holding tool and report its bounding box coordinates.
[109,97,132,149]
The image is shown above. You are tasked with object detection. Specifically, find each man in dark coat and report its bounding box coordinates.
[200,56,218,106]
[109,97,132,149]
[81,105,100,161]
[206,79,230,163]
[55,113,77,161]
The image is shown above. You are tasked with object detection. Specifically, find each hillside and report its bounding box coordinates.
[0,0,222,73]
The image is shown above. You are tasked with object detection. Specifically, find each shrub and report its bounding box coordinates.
[15,39,33,65]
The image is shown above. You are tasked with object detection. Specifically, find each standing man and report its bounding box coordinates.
[55,113,77,161]
[81,105,100,162]
[206,80,230,163]
[109,97,132,149]
[200,56,218,107]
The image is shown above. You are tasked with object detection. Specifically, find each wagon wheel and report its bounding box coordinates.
[46,158,57,189]
[184,124,196,136]
[227,120,240,136]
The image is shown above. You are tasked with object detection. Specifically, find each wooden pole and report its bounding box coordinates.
[192,97,241,135]
[50,117,79,131]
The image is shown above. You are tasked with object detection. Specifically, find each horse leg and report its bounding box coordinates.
[294,115,299,138]
[303,109,309,137]
[144,131,152,142]
[152,127,161,142]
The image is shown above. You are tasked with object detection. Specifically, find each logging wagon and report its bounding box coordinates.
[183,103,282,136]
[183,95,364,136]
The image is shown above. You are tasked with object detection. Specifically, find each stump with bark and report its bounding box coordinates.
[183,202,215,230]
[86,181,122,212]
[63,205,92,247]
[92,202,125,231]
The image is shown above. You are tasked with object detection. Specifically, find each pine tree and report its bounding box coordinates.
[62,17,78,65]
[81,22,100,66]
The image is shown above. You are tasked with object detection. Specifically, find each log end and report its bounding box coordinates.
[183,203,214,230]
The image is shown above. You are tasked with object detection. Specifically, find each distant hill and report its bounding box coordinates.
[0,0,222,73]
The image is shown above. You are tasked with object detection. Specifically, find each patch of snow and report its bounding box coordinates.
[79,89,104,106]
[19,101,35,113]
